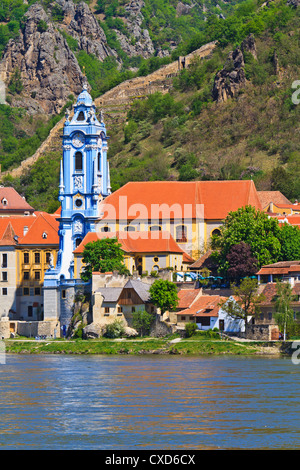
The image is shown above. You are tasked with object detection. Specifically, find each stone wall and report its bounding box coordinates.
[245,323,280,341]
[17,320,59,338]
[150,315,176,337]
[0,319,10,339]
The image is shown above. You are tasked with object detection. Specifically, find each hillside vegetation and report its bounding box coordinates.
[0,0,300,212]
[101,0,300,200]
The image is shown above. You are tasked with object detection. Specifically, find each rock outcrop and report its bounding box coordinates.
[212,46,246,102]
[55,0,117,60]
[114,0,155,59]
[0,3,86,114]
[241,33,257,60]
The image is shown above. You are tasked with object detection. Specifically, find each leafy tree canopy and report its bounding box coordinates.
[275,281,296,340]
[132,309,154,337]
[220,277,265,325]
[81,237,130,282]
[212,206,283,274]
[226,241,258,282]
[149,279,179,314]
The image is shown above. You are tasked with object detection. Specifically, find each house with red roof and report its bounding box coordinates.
[0,212,59,327]
[256,260,300,285]
[73,230,194,277]
[0,187,34,217]
[175,289,226,330]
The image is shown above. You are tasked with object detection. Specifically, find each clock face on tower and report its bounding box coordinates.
[72,132,85,148]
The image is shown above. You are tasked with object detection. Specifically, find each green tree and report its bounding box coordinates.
[81,238,130,282]
[149,279,179,315]
[278,223,300,262]
[220,277,265,327]
[185,322,197,338]
[212,206,282,274]
[132,309,154,337]
[274,281,295,341]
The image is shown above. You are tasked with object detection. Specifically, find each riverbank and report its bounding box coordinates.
[3,336,292,356]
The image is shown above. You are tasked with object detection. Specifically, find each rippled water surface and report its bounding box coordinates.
[0,354,299,450]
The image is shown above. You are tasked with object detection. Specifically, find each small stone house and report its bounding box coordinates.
[92,272,157,327]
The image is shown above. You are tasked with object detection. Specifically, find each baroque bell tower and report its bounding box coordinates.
[43,83,111,328]
[46,83,111,283]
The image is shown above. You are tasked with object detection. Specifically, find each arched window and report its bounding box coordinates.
[77,111,85,121]
[124,226,135,231]
[137,265,142,275]
[176,225,187,243]
[75,152,83,171]
[75,238,82,248]
[211,228,221,237]
[149,225,161,231]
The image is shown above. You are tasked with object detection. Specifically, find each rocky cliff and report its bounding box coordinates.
[0,3,86,114]
[212,34,257,103]
[114,0,155,58]
[0,0,237,115]
[55,0,117,60]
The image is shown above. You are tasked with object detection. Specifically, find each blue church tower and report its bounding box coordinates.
[43,83,111,327]
[56,82,111,280]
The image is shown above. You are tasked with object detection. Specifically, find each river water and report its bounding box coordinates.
[0,354,299,450]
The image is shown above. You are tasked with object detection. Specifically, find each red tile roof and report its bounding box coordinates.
[260,282,300,305]
[18,213,59,245]
[189,250,212,269]
[257,261,300,276]
[258,191,291,208]
[275,203,300,210]
[177,289,201,309]
[275,215,300,227]
[0,187,34,213]
[0,213,59,246]
[177,295,225,317]
[100,180,262,221]
[74,230,190,256]
[0,222,17,246]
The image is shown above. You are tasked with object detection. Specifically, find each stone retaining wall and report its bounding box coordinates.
[17,320,59,338]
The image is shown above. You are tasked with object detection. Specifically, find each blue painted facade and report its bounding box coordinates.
[50,84,111,283]
[43,85,111,328]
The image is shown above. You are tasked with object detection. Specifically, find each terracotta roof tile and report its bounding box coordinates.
[18,213,59,245]
[177,295,225,317]
[258,191,291,208]
[189,250,212,269]
[0,222,17,246]
[0,213,59,246]
[74,230,187,255]
[260,282,300,305]
[0,187,34,212]
[100,180,262,221]
[257,261,300,275]
[177,289,201,309]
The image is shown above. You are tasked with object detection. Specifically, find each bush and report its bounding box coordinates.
[132,310,154,337]
[185,322,197,338]
[104,319,125,338]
